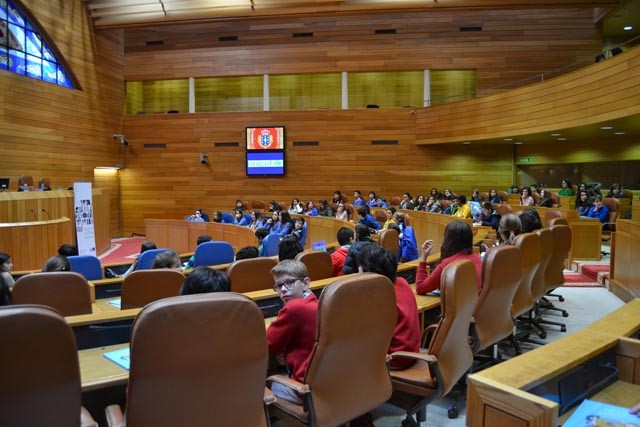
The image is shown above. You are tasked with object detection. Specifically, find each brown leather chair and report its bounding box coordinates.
[541,224,572,316]
[373,209,387,226]
[402,212,411,226]
[470,246,522,359]
[492,203,513,216]
[105,293,270,426]
[0,305,97,427]
[532,192,540,205]
[12,272,92,316]
[378,228,399,255]
[550,192,560,208]
[548,217,568,227]
[533,228,567,333]
[387,259,478,425]
[251,200,266,211]
[498,191,509,202]
[343,203,354,220]
[479,192,489,202]
[227,257,278,293]
[439,199,450,211]
[17,175,34,190]
[120,269,185,309]
[295,250,333,280]
[267,273,396,426]
[511,233,543,351]
[602,197,619,237]
[38,177,51,190]
[543,210,562,227]
[389,196,401,208]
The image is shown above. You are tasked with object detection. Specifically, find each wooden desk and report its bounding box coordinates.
[467,300,640,427]
[79,343,129,392]
[0,189,110,268]
[145,219,256,253]
[610,220,640,302]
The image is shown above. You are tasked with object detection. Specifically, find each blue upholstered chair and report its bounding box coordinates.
[262,233,280,257]
[193,241,235,267]
[137,248,171,270]
[68,255,103,281]
[221,212,235,224]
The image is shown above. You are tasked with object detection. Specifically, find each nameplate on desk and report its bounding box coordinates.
[108,298,122,308]
[103,347,130,370]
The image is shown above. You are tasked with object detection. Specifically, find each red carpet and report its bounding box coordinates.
[562,272,602,287]
[580,264,610,282]
[98,237,146,264]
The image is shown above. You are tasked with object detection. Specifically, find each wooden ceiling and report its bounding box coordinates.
[82,0,621,28]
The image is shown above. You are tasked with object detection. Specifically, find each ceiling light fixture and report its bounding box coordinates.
[514,141,523,145]
[503,138,513,141]
[614,131,626,135]
[557,137,567,141]
[550,133,561,137]
[462,141,471,145]
[624,26,633,31]
[600,126,614,130]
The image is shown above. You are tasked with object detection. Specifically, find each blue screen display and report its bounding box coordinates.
[246,151,285,176]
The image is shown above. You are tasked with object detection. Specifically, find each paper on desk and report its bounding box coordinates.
[563,399,640,427]
[103,347,131,370]
[108,298,121,308]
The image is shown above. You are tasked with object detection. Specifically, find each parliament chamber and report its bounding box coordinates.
[1,0,640,426]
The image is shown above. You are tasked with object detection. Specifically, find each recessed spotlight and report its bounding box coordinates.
[462,141,471,145]
[600,126,614,130]
[503,138,513,142]
[550,133,561,137]
[557,137,567,141]
[624,26,633,31]
[514,141,523,145]
[614,131,626,135]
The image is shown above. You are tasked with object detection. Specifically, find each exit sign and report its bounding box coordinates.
[518,157,534,163]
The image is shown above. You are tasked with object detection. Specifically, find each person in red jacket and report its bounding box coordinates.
[356,245,420,369]
[267,260,318,404]
[416,220,482,295]
[330,227,354,276]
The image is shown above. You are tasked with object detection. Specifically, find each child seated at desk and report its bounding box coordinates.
[267,260,318,404]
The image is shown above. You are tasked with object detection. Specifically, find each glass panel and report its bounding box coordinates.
[195,76,263,112]
[0,46,8,70]
[25,29,41,56]
[126,81,145,114]
[430,70,477,106]
[42,42,54,61]
[42,59,56,82]
[8,21,23,50]
[270,73,341,111]
[25,54,40,78]
[0,0,7,20]
[0,20,7,46]
[57,65,72,87]
[8,48,24,73]
[7,0,24,26]
[348,71,423,109]
[142,79,189,113]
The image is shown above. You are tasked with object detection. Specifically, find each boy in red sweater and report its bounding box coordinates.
[330,227,354,276]
[356,245,420,368]
[267,260,318,403]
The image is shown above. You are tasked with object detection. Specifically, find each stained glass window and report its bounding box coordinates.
[0,0,74,88]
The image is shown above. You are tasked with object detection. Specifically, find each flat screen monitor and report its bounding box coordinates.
[0,178,9,191]
[246,126,285,150]
[246,150,285,177]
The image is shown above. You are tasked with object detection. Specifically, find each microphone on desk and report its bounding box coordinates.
[42,208,51,220]
[30,208,38,220]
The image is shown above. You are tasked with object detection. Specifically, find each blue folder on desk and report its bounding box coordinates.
[108,298,121,308]
[103,347,131,370]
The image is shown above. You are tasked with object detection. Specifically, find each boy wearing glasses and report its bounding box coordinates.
[267,260,318,403]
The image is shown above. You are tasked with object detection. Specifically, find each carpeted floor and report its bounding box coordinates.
[98,237,146,264]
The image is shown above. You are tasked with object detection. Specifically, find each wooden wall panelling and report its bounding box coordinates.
[0,0,125,220]
[121,110,513,234]
[123,8,600,94]
[415,47,640,144]
[610,220,640,302]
